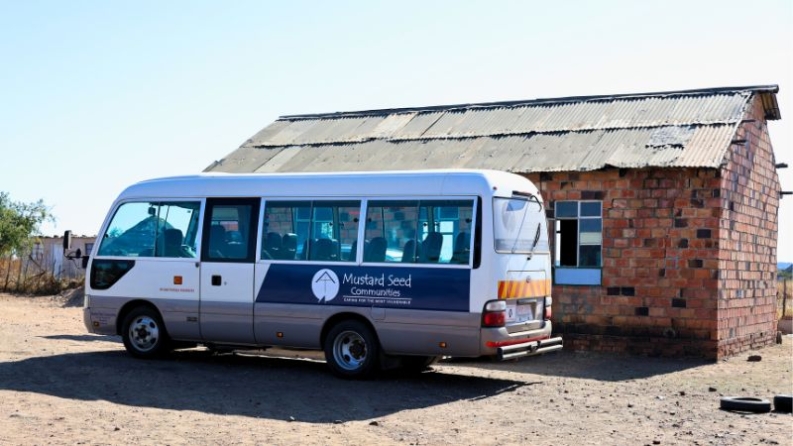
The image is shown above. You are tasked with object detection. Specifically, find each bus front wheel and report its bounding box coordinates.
[324,320,380,379]
[121,306,170,359]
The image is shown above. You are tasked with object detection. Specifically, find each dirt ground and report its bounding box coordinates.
[0,293,790,446]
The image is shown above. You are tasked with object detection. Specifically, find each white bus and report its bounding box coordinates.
[84,169,561,378]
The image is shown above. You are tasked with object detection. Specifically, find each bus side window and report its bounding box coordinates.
[417,199,474,265]
[364,199,474,265]
[262,201,311,260]
[202,198,259,262]
[262,200,360,262]
[365,200,417,263]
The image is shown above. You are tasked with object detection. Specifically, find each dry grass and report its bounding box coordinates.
[779,279,793,319]
[0,258,82,295]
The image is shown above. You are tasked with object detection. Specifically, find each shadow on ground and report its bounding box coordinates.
[43,334,122,343]
[442,349,710,381]
[39,333,712,385]
[0,348,530,423]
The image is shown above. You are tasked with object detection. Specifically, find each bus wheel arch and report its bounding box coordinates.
[119,302,170,359]
[115,299,158,335]
[322,315,381,379]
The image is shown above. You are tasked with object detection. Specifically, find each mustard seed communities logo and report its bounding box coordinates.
[310,268,415,306]
[311,269,340,302]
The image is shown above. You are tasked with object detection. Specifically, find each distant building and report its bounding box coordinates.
[206,85,784,359]
[26,235,95,280]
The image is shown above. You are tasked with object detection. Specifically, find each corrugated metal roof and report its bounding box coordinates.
[212,85,780,173]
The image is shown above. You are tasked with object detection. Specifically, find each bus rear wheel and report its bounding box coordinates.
[324,320,380,379]
[121,306,169,359]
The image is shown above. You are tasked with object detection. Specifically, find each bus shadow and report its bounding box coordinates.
[42,334,121,343]
[443,349,710,382]
[0,349,530,422]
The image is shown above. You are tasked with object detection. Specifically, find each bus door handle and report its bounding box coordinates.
[211,275,222,286]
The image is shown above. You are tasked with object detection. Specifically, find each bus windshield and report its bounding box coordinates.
[493,195,546,254]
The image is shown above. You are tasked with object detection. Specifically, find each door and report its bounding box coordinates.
[199,198,260,344]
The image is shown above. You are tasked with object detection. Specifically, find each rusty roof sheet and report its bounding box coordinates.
[211,85,780,173]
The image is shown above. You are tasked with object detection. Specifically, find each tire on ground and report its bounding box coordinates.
[773,394,792,413]
[719,396,772,413]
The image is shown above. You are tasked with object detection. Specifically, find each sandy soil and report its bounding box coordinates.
[0,292,790,446]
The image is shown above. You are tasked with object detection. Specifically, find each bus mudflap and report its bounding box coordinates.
[497,336,563,361]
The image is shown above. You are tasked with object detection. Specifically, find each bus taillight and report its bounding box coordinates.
[482,300,506,327]
[544,296,553,320]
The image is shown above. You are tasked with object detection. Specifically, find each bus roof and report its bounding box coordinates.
[115,169,540,201]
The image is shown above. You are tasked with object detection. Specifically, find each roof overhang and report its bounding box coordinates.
[756,87,781,120]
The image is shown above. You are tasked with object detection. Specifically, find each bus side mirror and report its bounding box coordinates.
[63,230,72,250]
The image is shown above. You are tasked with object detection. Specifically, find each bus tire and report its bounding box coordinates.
[324,320,380,379]
[121,306,170,359]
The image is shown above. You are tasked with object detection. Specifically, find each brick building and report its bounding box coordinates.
[206,85,783,358]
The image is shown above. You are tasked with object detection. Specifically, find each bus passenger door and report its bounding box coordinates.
[199,198,260,344]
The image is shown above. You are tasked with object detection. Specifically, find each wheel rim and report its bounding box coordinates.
[128,315,160,352]
[332,330,368,371]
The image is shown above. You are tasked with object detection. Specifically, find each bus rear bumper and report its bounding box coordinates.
[496,336,563,360]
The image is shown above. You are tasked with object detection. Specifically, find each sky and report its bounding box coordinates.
[1,1,791,260]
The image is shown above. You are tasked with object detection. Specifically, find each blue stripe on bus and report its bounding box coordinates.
[256,264,470,312]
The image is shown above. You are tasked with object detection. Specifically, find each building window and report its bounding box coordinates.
[554,201,602,285]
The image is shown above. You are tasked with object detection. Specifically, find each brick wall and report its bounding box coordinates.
[522,95,781,359]
[526,168,722,357]
[715,97,780,356]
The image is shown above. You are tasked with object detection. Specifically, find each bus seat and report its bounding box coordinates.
[224,234,247,259]
[350,240,370,261]
[226,230,243,245]
[422,232,443,263]
[208,225,228,257]
[402,239,421,263]
[349,240,358,261]
[365,237,387,262]
[311,238,333,261]
[263,232,282,259]
[453,232,471,264]
[163,229,184,257]
[281,233,297,259]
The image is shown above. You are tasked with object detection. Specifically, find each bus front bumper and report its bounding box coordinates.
[83,307,116,336]
[495,336,563,360]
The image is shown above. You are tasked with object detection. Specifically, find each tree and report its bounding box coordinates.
[0,192,52,257]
